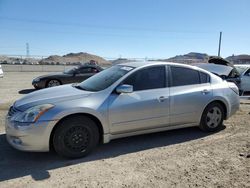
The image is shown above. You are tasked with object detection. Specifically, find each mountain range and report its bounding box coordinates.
[1,52,250,65]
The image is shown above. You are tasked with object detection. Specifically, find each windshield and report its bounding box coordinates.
[64,67,77,74]
[235,66,248,74]
[78,65,134,91]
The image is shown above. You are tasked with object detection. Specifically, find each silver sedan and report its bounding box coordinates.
[6,62,240,158]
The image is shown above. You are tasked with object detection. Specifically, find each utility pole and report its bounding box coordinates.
[218,32,222,57]
[26,43,30,58]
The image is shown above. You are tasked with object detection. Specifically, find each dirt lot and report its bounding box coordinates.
[0,72,249,188]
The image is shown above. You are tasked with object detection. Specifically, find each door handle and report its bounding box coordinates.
[201,89,210,95]
[158,96,168,102]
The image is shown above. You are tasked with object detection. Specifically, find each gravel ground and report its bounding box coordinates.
[0,72,249,188]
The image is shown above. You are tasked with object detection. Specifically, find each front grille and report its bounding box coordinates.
[8,106,19,117]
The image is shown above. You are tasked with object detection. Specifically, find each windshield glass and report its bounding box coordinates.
[78,65,134,91]
[64,67,77,74]
[235,66,247,74]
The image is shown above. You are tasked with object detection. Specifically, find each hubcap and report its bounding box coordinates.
[48,80,60,87]
[206,106,222,128]
[64,126,89,153]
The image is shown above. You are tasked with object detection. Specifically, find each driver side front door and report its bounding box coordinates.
[108,66,170,134]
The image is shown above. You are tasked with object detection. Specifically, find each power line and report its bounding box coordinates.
[0,16,212,34]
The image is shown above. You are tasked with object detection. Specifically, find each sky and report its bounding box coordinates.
[0,0,249,59]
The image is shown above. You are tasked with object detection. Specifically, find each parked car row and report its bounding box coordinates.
[6,62,240,158]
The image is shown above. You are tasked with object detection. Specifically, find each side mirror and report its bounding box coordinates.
[116,84,133,94]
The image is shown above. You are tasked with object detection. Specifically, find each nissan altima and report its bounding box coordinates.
[6,62,240,158]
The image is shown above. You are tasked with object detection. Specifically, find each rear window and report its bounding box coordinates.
[200,72,210,83]
[171,66,200,86]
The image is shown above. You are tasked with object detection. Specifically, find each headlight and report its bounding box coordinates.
[33,78,40,82]
[12,104,54,123]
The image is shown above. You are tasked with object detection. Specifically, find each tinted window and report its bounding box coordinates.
[79,67,92,73]
[123,66,165,91]
[171,66,200,86]
[200,72,210,83]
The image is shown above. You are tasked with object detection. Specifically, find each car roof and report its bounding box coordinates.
[119,61,206,70]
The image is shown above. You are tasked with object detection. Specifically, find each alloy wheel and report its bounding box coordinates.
[206,106,222,128]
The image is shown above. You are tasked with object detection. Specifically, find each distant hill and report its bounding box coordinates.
[165,52,209,64]
[1,52,250,66]
[39,52,111,66]
[226,54,250,64]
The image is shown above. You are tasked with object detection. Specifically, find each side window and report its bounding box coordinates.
[123,66,166,91]
[79,67,92,74]
[200,72,210,83]
[171,66,200,86]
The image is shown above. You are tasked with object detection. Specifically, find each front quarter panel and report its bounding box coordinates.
[38,91,111,134]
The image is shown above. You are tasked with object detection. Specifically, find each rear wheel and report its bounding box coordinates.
[199,102,225,132]
[53,116,99,158]
[46,79,61,87]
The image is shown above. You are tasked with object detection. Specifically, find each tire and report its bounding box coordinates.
[46,79,61,87]
[53,115,99,158]
[199,102,225,132]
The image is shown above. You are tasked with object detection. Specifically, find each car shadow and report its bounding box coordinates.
[18,89,36,94]
[0,126,225,182]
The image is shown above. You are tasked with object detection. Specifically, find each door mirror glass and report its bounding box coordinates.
[116,84,133,93]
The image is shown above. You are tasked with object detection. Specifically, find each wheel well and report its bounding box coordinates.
[49,113,104,151]
[208,100,227,119]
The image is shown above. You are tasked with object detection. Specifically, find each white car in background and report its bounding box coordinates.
[235,64,250,93]
[0,65,3,78]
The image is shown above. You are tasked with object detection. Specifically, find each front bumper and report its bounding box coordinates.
[5,117,57,152]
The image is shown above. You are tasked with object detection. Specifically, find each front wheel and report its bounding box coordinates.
[53,116,99,158]
[199,102,225,132]
[46,79,61,87]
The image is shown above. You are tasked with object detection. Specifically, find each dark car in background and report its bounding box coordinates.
[32,64,103,89]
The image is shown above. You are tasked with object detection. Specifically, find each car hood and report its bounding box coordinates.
[194,63,233,76]
[14,84,93,111]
